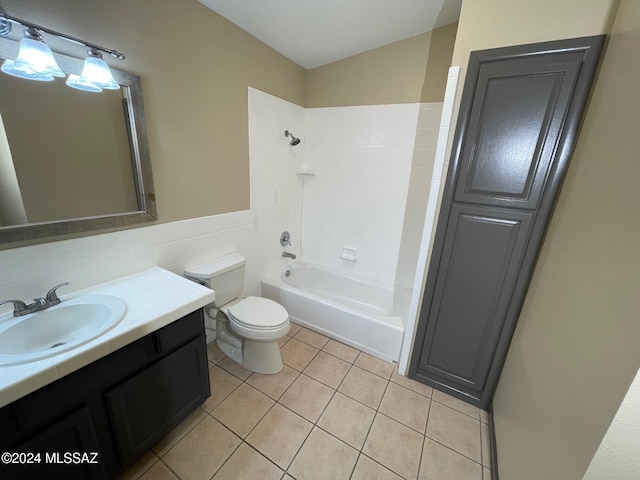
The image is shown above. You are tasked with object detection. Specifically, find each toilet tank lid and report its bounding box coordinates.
[184,253,246,280]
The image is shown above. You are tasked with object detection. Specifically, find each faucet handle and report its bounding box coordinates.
[45,282,69,304]
[0,300,29,317]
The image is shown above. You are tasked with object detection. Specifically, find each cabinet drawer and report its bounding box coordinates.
[105,336,209,466]
[154,309,204,355]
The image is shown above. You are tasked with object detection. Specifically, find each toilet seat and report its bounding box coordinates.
[225,296,290,340]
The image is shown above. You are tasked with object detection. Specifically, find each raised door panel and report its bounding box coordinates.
[418,205,532,395]
[454,54,582,209]
[105,337,209,467]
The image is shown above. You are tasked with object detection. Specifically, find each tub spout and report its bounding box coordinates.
[282,251,297,259]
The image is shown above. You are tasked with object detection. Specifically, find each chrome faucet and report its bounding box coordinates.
[0,282,68,317]
[282,251,297,260]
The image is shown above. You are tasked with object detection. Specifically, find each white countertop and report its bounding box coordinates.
[0,267,215,408]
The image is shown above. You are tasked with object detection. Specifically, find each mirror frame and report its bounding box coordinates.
[0,37,156,248]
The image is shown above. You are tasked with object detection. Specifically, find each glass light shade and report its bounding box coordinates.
[78,56,119,89]
[65,74,102,92]
[14,36,65,78]
[1,58,54,81]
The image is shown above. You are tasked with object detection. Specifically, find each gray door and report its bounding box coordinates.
[409,36,606,409]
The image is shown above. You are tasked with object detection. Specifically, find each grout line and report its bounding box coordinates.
[375,409,428,437]
[154,408,210,458]
[430,395,481,421]
[357,452,408,479]
[348,452,362,479]
[425,434,484,467]
[205,437,244,480]
[241,437,286,477]
[416,398,433,479]
[157,458,181,480]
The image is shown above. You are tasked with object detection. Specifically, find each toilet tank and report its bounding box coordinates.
[184,253,246,307]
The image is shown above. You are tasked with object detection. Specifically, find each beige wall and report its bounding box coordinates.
[2,0,306,224]
[306,22,457,107]
[421,22,458,102]
[447,0,640,479]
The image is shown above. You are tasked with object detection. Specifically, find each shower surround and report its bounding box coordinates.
[249,87,442,361]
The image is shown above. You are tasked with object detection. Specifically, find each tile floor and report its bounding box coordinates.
[120,323,492,480]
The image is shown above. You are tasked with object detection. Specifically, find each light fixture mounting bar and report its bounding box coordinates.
[0,7,125,59]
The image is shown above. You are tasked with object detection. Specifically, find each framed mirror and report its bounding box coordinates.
[0,36,156,248]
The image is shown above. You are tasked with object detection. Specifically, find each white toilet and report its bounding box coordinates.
[185,253,290,374]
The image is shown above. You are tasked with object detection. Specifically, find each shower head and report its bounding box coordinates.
[285,130,301,146]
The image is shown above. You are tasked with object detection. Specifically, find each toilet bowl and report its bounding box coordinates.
[185,253,290,374]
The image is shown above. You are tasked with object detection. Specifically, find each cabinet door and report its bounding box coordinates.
[409,35,606,409]
[417,205,532,395]
[0,406,108,480]
[105,337,209,466]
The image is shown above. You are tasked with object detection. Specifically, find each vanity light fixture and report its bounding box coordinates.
[1,27,64,81]
[0,7,125,92]
[66,48,120,92]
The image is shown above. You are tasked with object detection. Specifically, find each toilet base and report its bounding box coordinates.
[243,339,284,374]
[216,337,243,365]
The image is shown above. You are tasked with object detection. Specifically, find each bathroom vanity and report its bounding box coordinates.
[0,268,215,479]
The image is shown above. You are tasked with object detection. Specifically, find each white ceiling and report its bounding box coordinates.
[198,0,462,69]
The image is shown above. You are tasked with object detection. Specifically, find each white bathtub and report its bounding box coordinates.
[261,262,408,363]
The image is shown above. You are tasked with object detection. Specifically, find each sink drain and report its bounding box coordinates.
[50,342,65,349]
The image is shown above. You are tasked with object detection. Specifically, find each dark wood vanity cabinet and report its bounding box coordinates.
[0,309,210,480]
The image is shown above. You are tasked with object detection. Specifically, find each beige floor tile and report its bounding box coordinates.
[317,392,375,449]
[212,383,274,438]
[218,357,253,380]
[481,422,492,469]
[419,438,482,480]
[484,466,492,479]
[280,338,320,371]
[363,414,423,480]
[162,416,240,480]
[201,365,242,412]
[338,366,388,409]
[322,339,359,363]
[379,382,431,433]
[246,365,299,400]
[152,407,207,456]
[119,450,158,480]
[390,368,434,398]
[212,443,283,480]
[278,335,292,348]
[138,460,179,480]
[303,351,351,388]
[279,374,334,422]
[206,342,226,364]
[432,389,480,420]
[288,427,359,480]
[351,454,403,480]
[294,327,330,349]
[247,403,313,470]
[288,322,303,336]
[426,402,481,463]
[354,352,395,379]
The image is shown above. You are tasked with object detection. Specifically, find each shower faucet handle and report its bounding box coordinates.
[280,231,291,247]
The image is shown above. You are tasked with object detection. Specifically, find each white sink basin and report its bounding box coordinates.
[0,294,127,365]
